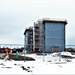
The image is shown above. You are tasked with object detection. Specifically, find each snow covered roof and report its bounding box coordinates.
[24,27,33,35]
[42,18,67,25]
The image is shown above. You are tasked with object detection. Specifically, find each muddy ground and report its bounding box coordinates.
[0,53,35,61]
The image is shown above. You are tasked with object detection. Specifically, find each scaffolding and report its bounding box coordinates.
[34,21,45,53]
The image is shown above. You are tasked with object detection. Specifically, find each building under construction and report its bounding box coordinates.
[34,20,45,53]
[24,27,33,52]
[24,18,67,53]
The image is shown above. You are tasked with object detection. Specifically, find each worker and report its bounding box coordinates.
[16,51,18,60]
[4,47,10,61]
[5,47,9,59]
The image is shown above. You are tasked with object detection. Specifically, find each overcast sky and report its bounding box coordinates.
[0,0,75,46]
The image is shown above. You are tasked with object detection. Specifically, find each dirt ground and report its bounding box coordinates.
[0,53,35,61]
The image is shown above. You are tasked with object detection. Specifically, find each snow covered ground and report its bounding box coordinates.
[0,52,75,74]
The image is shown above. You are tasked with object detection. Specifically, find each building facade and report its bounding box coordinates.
[24,27,33,52]
[24,18,67,53]
[34,20,45,53]
[34,18,67,53]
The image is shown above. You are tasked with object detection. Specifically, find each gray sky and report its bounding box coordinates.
[0,0,75,45]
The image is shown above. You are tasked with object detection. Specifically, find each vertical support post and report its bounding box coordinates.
[33,27,35,52]
[32,27,35,50]
[24,35,26,62]
[59,46,60,61]
[64,25,65,52]
[43,22,45,62]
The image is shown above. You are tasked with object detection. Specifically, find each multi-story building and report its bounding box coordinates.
[34,20,45,53]
[24,18,67,53]
[34,18,67,53]
[24,27,33,52]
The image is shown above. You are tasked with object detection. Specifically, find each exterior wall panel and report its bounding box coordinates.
[45,22,65,52]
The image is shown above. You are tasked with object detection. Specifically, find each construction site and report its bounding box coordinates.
[24,18,67,53]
